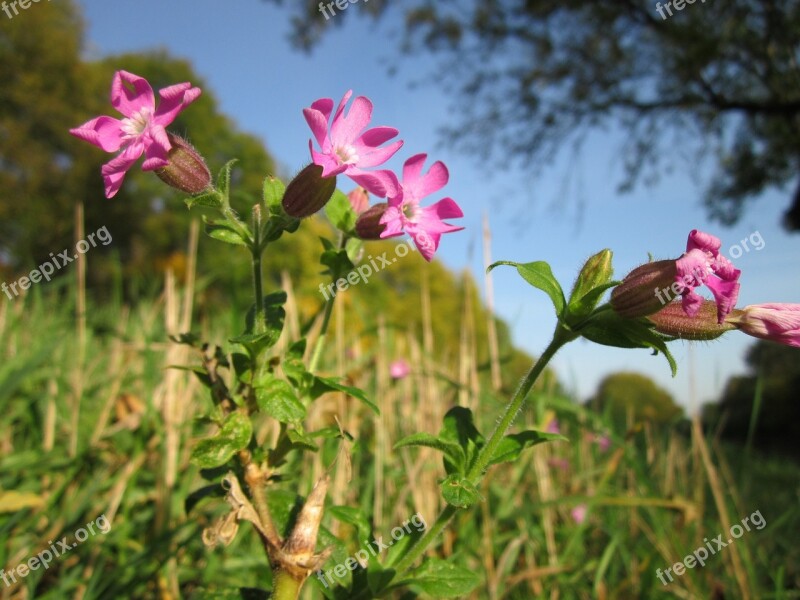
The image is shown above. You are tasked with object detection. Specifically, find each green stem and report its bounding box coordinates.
[308,234,347,373]
[251,205,265,334]
[467,330,571,482]
[388,504,459,583]
[386,327,574,584]
[272,569,303,600]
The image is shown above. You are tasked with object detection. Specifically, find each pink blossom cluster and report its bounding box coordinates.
[303,90,464,261]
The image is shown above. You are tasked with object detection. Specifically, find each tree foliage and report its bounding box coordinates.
[266,0,800,231]
[590,371,682,425]
[702,341,800,456]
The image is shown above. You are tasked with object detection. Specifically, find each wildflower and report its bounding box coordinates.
[389,359,411,380]
[571,504,588,524]
[595,434,611,452]
[726,304,800,348]
[546,418,561,435]
[304,90,402,197]
[70,70,201,198]
[675,230,740,323]
[612,230,740,323]
[379,154,464,261]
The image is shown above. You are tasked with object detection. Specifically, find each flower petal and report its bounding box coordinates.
[330,95,373,146]
[686,229,722,255]
[100,143,144,198]
[703,276,740,322]
[70,116,125,152]
[311,142,347,178]
[111,70,155,118]
[346,167,399,198]
[402,154,450,201]
[304,106,332,149]
[154,82,201,126]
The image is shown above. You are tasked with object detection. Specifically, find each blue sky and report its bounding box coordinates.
[77,0,799,410]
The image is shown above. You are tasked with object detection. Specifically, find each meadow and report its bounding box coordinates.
[1,262,797,599]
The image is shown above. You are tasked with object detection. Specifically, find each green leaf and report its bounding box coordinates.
[234,292,287,357]
[403,558,482,598]
[263,175,286,212]
[580,311,678,376]
[327,505,372,539]
[184,189,223,209]
[489,260,566,317]
[312,377,379,415]
[190,412,253,468]
[255,374,306,423]
[488,430,568,466]
[286,428,318,451]
[440,474,482,508]
[320,248,355,282]
[345,236,364,264]
[325,189,358,233]
[439,407,484,474]
[216,159,237,201]
[170,365,212,388]
[394,433,466,474]
[203,216,249,246]
[567,281,619,323]
[367,566,397,596]
[184,483,226,514]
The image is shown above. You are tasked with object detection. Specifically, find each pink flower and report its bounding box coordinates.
[304,90,403,197]
[70,70,201,198]
[546,418,560,435]
[726,304,800,348]
[389,359,411,379]
[595,434,611,452]
[379,154,464,261]
[571,504,588,525]
[675,230,741,323]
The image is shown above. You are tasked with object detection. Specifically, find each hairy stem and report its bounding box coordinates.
[387,328,573,585]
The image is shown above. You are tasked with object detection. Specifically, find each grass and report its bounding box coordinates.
[0,270,798,599]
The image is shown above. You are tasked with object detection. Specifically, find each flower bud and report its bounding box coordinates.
[281,164,337,218]
[611,260,678,319]
[567,249,613,321]
[348,187,369,214]
[354,202,389,240]
[647,300,735,340]
[154,133,212,194]
[725,303,800,348]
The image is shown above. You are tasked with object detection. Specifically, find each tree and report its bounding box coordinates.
[0,1,281,298]
[265,0,800,231]
[702,341,800,455]
[590,372,682,426]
